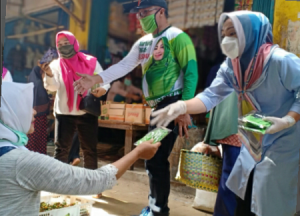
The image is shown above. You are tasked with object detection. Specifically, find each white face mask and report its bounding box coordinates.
[221,37,239,59]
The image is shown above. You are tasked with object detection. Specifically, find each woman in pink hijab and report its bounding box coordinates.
[41,31,110,170]
[2,66,13,82]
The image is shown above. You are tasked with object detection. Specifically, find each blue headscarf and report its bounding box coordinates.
[218,11,273,72]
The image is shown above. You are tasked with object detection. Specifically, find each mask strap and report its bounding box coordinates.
[154,9,161,35]
[0,120,28,146]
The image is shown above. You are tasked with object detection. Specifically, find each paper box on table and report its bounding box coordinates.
[125,104,145,124]
[107,101,126,109]
[101,102,110,116]
[109,115,125,122]
[106,101,125,117]
[145,108,152,124]
[108,108,125,116]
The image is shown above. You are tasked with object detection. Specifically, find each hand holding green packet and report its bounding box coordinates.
[135,127,171,146]
[239,112,272,134]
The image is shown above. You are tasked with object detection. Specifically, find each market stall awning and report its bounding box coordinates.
[6,0,70,20]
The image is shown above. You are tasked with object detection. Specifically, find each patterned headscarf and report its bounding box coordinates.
[218,11,278,110]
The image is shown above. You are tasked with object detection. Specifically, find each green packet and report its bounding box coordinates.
[239,125,268,134]
[134,127,171,146]
[239,112,272,134]
[243,115,272,129]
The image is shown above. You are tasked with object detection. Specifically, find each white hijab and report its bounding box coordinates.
[0,82,34,148]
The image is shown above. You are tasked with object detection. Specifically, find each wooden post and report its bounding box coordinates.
[88,0,110,65]
[52,0,85,31]
[24,15,58,27]
[125,128,134,170]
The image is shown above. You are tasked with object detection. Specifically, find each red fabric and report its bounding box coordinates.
[231,43,273,110]
[216,134,242,147]
[27,114,48,154]
[129,14,137,32]
[56,31,97,111]
[2,67,7,79]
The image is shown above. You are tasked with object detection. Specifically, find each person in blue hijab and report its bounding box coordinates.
[151,11,300,216]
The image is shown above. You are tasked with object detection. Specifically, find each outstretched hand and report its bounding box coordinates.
[37,60,52,77]
[151,100,187,127]
[91,87,107,98]
[263,115,296,134]
[136,139,161,160]
[73,73,96,94]
[175,114,192,138]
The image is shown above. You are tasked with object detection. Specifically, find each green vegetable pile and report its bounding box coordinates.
[135,127,170,146]
[39,201,75,212]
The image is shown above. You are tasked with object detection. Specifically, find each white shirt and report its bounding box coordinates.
[44,59,110,116]
[98,27,184,90]
[3,71,13,82]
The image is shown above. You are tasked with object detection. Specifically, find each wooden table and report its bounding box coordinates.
[98,120,149,170]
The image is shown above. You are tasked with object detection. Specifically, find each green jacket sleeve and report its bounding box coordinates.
[172,33,198,100]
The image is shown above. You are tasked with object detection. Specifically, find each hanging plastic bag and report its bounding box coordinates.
[191,142,221,158]
[134,127,171,146]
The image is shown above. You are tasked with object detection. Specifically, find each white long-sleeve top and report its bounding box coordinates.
[98,27,198,107]
[3,71,13,82]
[44,59,110,115]
[0,148,118,216]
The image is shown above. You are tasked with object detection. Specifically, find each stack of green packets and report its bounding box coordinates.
[239,113,272,134]
[135,127,171,146]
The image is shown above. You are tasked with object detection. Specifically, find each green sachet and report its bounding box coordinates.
[240,125,268,134]
[134,127,171,146]
[243,115,272,129]
[239,113,272,134]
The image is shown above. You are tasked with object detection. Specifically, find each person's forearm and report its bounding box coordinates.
[129,85,143,95]
[127,93,138,100]
[287,111,300,122]
[44,67,54,78]
[94,74,104,84]
[17,151,118,195]
[185,97,207,114]
[112,149,139,179]
[99,44,140,85]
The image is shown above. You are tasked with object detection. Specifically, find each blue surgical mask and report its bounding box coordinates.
[124,79,132,86]
[0,120,28,146]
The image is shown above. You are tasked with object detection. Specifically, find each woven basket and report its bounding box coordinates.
[175,149,222,193]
